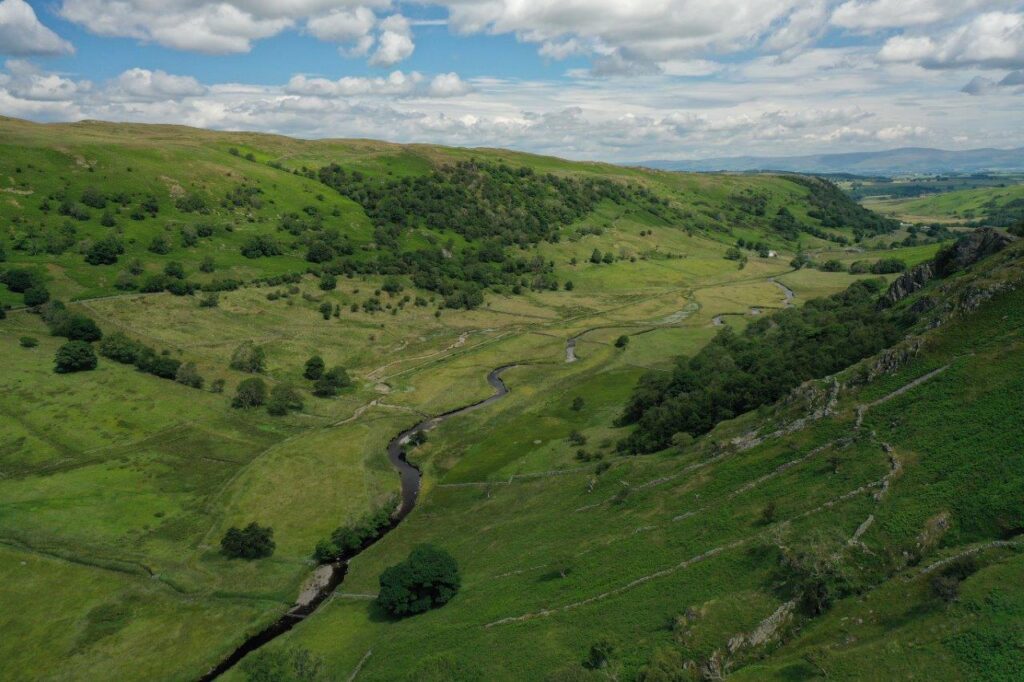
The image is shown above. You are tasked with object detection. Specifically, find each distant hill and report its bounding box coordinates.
[637,147,1024,175]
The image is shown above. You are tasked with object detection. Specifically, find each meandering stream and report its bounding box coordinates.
[199,366,517,681]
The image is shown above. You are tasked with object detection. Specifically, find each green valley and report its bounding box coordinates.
[0,116,1021,682]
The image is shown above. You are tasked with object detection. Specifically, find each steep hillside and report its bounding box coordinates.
[222,232,1022,681]
[0,116,894,309]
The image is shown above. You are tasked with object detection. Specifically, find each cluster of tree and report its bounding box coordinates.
[303,354,352,396]
[971,196,1024,228]
[97,331,206,388]
[787,176,899,239]
[1,267,50,307]
[311,161,675,307]
[617,278,912,453]
[313,496,398,563]
[735,238,772,257]
[848,258,907,274]
[220,522,275,559]
[377,544,461,617]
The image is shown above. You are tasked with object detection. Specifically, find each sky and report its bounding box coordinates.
[0,0,1022,162]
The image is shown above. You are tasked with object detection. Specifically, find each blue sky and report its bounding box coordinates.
[1,0,1022,161]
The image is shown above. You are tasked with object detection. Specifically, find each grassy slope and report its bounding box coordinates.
[240,243,1023,682]
[0,117,942,680]
[863,182,1024,225]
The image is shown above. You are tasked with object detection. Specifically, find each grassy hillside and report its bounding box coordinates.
[0,117,984,682]
[863,181,1024,227]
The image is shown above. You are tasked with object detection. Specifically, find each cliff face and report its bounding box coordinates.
[880,229,1015,307]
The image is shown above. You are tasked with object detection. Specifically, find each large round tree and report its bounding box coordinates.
[377,544,460,617]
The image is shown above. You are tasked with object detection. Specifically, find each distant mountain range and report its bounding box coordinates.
[635,147,1024,175]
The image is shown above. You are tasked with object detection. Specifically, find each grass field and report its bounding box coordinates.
[0,117,1014,681]
[863,182,1024,225]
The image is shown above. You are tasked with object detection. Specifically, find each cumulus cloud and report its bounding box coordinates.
[370,14,415,66]
[428,72,472,97]
[286,70,423,97]
[831,0,1004,30]
[57,0,391,54]
[0,0,74,56]
[2,59,86,100]
[879,12,1024,70]
[112,68,207,101]
[962,69,1024,95]
[306,6,376,56]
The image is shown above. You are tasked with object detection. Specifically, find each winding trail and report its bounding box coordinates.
[199,366,518,681]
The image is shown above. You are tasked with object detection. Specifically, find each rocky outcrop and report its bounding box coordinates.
[880,228,1015,308]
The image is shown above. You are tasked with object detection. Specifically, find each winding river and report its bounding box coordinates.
[199,365,517,681]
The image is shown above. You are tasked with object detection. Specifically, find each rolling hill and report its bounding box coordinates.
[0,116,1020,682]
[638,147,1024,175]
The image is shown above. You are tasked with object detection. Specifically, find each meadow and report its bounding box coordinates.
[4,116,1002,681]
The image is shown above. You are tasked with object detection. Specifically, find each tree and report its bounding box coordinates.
[615,335,629,348]
[85,237,124,265]
[1,267,43,292]
[23,286,50,307]
[52,314,103,342]
[313,367,351,397]
[148,235,171,255]
[230,341,266,373]
[303,355,325,380]
[318,273,337,291]
[54,341,97,373]
[564,280,574,291]
[220,522,275,559]
[319,302,332,320]
[175,362,205,389]
[232,377,268,408]
[585,639,616,670]
[98,332,142,364]
[19,336,38,348]
[571,396,585,411]
[377,544,461,617]
[80,186,106,209]
[267,383,303,416]
[164,261,186,279]
[590,249,603,264]
[240,235,282,258]
[306,241,334,263]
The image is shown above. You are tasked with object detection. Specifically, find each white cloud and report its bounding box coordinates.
[428,72,472,97]
[879,11,1024,70]
[286,69,423,96]
[112,68,206,101]
[832,0,1003,31]
[370,14,414,66]
[57,0,388,54]
[0,0,74,56]
[2,59,86,100]
[306,6,376,55]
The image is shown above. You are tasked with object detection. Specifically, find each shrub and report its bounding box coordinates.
[377,544,460,617]
[318,273,337,291]
[85,236,124,265]
[198,292,219,308]
[175,362,204,389]
[220,522,275,559]
[319,302,332,319]
[313,366,351,397]
[229,341,266,373]
[54,341,97,373]
[199,256,216,273]
[232,377,267,408]
[80,187,106,209]
[240,235,282,258]
[19,336,38,348]
[51,314,103,342]
[267,383,303,415]
[1,267,43,292]
[870,258,907,274]
[134,348,181,379]
[98,332,143,364]
[303,355,325,380]
[820,259,844,272]
[210,378,225,393]
[615,335,629,348]
[23,286,50,306]
[571,396,585,411]
[148,235,171,255]
[164,261,185,279]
